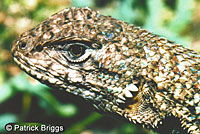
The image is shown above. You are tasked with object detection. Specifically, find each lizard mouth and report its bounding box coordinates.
[12,55,66,89]
[12,52,105,95]
[12,54,120,107]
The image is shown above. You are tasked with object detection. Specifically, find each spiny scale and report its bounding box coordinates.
[11,7,199,134]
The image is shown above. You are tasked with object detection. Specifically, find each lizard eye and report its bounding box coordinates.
[68,44,87,58]
[64,42,92,63]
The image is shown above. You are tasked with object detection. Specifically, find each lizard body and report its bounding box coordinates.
[11,7,200,134]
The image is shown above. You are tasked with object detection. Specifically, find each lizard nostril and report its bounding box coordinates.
[18,42,27,50]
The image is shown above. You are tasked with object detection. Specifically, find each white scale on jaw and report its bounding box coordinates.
[109,83,139,104]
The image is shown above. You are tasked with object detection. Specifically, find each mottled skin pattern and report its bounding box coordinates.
[11,7,200,134]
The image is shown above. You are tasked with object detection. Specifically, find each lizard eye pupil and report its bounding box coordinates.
[69,45,86,57]
[68,44,86,58]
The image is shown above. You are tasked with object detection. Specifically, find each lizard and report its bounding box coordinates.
[11,7,200,134]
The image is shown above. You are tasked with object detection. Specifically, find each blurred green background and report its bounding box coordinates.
[0,0,200,133]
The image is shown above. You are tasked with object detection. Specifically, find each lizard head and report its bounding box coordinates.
[12,7,168,129]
